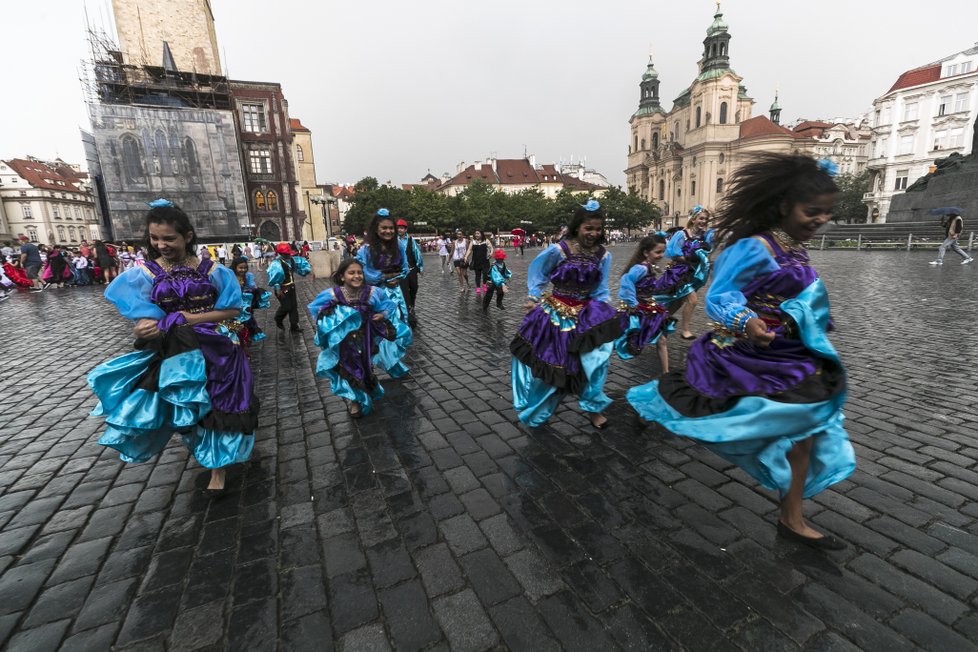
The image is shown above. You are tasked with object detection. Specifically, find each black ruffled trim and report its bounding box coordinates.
[510,334,584,394]
[659,360,846,418]
[200,395,261,433]
[566,314,625,354]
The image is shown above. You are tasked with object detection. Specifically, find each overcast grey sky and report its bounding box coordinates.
[3,1,976,186]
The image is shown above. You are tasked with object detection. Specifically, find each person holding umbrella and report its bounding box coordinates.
[929,207,973,265]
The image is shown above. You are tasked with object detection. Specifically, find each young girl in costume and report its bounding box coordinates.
[268,243,311,332]
[627,154,855,549]
[615,234,677,373]
[87,201,258,493]
[482,249,512,314]
[666,206,715,339]
[355,208,413,377]
[231,256,271,349]
[510,200,621,428]
[308,259,403,417]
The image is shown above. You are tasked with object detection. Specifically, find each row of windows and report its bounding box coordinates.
[876,93,970,125]
[121,134,201,184]
[18,202,90,220]
[20,226,98,243]
[944,60,974,77]
[255,190,279,211]
[653,177,724,201]
[875,128,966,157]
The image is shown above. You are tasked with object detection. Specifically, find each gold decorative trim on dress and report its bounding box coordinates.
[541,293,584,320]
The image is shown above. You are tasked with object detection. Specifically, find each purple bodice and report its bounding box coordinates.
[146,259,218,314]
[372,246,403,274]
[741,234,818,318]
[550,241,605,300]
[635,263,688,301]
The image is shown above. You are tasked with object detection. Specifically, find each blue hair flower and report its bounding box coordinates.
[377,208,390,217]
[654,231,668,238]
[582,199,601,212]
[147,198,174,209]
[691,205,704,215]
[817,159,839,177]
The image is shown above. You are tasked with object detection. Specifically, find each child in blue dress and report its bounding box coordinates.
[482,249,512,314]
[231,256,271,350]
[628,154,856,550]
[308,259,402,417]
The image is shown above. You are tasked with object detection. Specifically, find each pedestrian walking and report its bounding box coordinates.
[355,208,413,378]
[510,200,621,428]
[466,229,493,296]
[627,154,856,550]
[308,259,405,417]
[217,244,228,265]
[929,211,973,265]
[268,242,311,332]
[482,249,512,314]
[397,219,423,326]
[437,234,450,273]
[451,229,470,290]
[18,235,43,291]
[87,200,258,494]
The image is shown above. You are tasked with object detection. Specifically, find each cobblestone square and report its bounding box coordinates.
[1,248,977,651]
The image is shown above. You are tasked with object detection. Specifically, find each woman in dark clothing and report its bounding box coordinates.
[95,241,119,283]
[45,246,71,288]
[466,230,494,296]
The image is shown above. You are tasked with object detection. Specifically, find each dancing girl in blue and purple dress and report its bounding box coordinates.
[666,206,715,339]
[87,202,258,493]
[308,259,401,418]
[510,200,622,428]
[356,208,413,377]
[628,154,856,549]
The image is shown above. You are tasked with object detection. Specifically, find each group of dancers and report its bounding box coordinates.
[87,153,855,549]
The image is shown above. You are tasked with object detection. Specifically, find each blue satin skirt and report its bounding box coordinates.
[512,342,613,426]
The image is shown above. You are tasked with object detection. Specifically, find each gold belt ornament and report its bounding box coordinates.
[542,293,584,320]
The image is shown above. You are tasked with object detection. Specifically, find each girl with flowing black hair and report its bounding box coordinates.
[628,153,856,550]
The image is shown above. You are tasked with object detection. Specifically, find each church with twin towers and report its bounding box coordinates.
[626,3,829,225]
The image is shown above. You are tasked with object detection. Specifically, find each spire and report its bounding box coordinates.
[161,41,177,73]
[636,53,663,116]
[701,1,731,74]
[769,89,782,125]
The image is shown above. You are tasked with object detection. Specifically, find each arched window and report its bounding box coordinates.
[296,145,304,162]
[183,137,200,178]
[69,226,77,241]
[121,135,145,184]
[640,139,646,150]
[57,226,66,242]
[652,132,659,149]
[27,227,38,242]
[719,153,726,164]
[695,107,702,128]
[634,136,638,152]
[155,130,169,174]
[675,122,680,139]
[716,178,724,193]
[255,191,266,210]
[658,179,665,200]
[267,190,279,211]
[719,102,728,124]
[691,181,696,197]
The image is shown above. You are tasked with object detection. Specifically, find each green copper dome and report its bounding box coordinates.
[707,10,728,36]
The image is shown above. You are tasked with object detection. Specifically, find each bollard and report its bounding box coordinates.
[820,234,825,251]
[907,233,912,251]
[969,232,974,252]
[857,234,862,251]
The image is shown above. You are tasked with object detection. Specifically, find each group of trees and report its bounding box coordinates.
[342,178,661,237]
[832,171,871,224]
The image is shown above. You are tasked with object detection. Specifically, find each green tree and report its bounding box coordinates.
[344,177,411,235]
[833,171,870,224]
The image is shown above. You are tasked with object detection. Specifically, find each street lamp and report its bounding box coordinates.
[310,195,338,240]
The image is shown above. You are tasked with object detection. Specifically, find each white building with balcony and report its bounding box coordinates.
[863,45,978,222]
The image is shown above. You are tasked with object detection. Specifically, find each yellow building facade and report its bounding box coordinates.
[290,119,327,242]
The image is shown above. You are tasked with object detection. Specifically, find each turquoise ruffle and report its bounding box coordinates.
[511,342,613,426]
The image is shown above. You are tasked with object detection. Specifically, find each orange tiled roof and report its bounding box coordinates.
[738,116,805,140]
[4,159,86,193]
[886,65,941,94]
[289,118,310,132]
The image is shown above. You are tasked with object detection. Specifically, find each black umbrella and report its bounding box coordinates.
[928,207,965,216]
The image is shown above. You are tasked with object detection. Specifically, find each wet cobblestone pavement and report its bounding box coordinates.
[1,247,978,651]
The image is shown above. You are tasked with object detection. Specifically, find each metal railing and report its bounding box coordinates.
[817,232,974,251]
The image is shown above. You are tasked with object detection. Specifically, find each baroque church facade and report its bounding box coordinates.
[626,4,817,225]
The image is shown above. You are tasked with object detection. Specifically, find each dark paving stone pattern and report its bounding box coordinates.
[1,248,977,651]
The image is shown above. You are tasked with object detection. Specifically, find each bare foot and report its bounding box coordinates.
[589,413,608,429]
[207,468,226,491]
